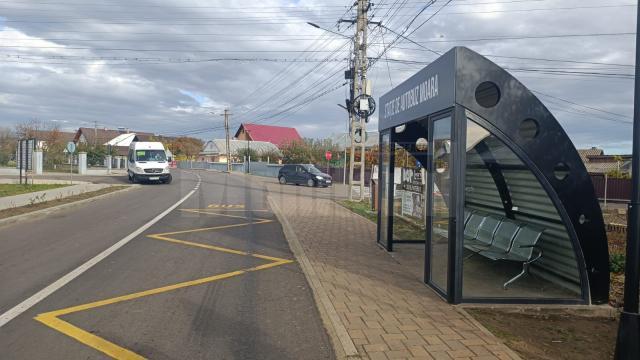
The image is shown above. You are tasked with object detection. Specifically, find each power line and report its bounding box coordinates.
[532,90,633,120]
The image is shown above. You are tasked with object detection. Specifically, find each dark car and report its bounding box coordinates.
[278,164,332,187]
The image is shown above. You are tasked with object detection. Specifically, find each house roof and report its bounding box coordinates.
[201,139,281,156]
[31,130,76,144]
[586,161,632,174]
[105,133,137,147]
[234,123,302,147]
[74,127,155,145]
[577,147,604,163]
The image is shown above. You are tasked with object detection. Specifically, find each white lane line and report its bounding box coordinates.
[0,172,202,328]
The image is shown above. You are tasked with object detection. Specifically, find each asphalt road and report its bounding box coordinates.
[0,170,334,360]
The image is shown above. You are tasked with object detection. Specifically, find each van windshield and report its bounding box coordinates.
[135,150,166,162]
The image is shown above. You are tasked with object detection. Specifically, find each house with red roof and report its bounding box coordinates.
[234,123,302,148]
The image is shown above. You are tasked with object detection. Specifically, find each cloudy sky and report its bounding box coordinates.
[0,0,636,153]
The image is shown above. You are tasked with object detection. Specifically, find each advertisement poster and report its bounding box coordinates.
[400,167,425,219]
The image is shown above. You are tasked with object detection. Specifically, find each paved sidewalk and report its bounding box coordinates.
[0,183,113,210]
[266,182,520,360]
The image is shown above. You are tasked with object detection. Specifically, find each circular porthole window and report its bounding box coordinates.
[554,162,570,180]
[579,214,587,224]
[475,81,501,108]
[416,137,428,152]
[520,118,539,140]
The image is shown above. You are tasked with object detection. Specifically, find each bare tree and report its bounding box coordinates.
[0,127,17,166]
[14,118,44,139]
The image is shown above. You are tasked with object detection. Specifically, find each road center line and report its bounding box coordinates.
[0,172,202,328]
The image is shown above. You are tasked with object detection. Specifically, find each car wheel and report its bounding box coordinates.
[307,179,315,187]
[128,172,134,183]
[163,175,172,184]
[278,176,286,184]
[131,173,137,184]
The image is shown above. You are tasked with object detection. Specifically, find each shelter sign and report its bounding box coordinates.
[379,50,455,131]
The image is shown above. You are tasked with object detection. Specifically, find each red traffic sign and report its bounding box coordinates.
[325,151,332,161]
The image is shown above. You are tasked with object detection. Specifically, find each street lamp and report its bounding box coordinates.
[306,22,352,39]
[615,3,640,359]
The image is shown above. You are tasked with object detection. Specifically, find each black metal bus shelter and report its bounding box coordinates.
[376,47,609,304]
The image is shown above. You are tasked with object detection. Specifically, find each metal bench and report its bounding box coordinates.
[463,213,485,241]
[464,209,473,225]
[464,215,502,252]
[478,225,544,289]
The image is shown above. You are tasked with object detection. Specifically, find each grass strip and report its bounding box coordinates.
[0,186,129,220]
[0,184,69,197]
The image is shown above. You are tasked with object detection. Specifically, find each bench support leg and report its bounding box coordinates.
[503,263,530,290]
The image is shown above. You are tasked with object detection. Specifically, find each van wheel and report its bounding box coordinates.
[131,174,137,184]
[307,179,315,187]
[278,176,286,184]
[163,175,172,184]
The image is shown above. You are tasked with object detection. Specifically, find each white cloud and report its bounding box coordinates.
[0,0,634,153]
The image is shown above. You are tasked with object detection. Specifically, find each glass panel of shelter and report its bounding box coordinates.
[428,117,453,294]
[391,122,428,244]
[461,115,583,300]
[386,120,429,284]
[378,132,392,249]
[387,116,456,297]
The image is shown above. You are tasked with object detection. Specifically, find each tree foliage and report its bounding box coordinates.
[42,126,68,167]
[280,139,313,164]
[236,147,259,161]
[0,127,16,166]
[168,137,203,160]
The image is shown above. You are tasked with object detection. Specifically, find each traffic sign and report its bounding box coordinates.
[325,151,332,161]
[66,141,76,154]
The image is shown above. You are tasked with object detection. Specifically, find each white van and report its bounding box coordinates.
[127,142,172,184]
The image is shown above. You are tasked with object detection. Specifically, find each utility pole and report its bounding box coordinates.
[615,3,640,358]
[93,120,98,147]
[347,0,370,201]
[221,109,232,172]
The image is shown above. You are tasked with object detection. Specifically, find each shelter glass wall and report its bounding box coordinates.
[428,117,452,293]
[392,122,428,244]
[378,132,392,249]
[461,116,582,300]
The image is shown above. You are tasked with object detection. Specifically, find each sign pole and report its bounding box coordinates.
[18,140,23,185]
[70,153,73,185]
[67,141,76,185]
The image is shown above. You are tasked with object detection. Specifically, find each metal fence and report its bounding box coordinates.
[177,160,373,184]
[177,161,246,173]
[247,162,282,178]
[590,173,632,202]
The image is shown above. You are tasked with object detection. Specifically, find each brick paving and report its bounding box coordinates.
[266,182,520,360]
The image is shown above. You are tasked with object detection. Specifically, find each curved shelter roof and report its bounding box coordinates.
[378,47,608,304]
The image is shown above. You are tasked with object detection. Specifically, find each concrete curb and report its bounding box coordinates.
[0,185,138,229]
[267,195,360,360]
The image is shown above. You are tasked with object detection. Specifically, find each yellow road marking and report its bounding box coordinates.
[35,208,292,360]
[35,315,145,360]
[179,208,271,222]
[207,204,245,209]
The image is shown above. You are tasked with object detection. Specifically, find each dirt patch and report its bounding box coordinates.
[467,308,617,360]
[0,185,130,220]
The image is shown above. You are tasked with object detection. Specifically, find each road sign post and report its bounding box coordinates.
[66,142,76,185]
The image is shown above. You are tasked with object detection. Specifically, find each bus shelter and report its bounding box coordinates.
[376,47,609,304]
